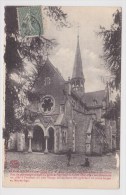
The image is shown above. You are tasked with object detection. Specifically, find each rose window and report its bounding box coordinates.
[41,96,54,114]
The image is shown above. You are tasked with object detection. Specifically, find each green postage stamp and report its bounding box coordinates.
[17,6,43,37]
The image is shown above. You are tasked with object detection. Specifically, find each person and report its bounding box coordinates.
[66,149,72,166]
[81,157,90,167]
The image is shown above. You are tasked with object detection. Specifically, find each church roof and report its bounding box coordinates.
[84,90,105,106]
[72,36,84,80]
[27,58,66,107]
[46,58,65,81]
[30,58,65,93]
[33,58,65,92]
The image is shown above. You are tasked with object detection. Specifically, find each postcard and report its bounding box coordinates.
[3,5,121,188]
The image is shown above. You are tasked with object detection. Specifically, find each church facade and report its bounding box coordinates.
[8,36,117,155]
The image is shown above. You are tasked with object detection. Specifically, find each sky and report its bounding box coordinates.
[43,6,119,92]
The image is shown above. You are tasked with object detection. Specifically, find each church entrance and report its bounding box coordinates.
[48,127,54,152]
[32,126,45,152]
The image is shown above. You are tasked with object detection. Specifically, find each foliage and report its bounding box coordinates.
[4,6,69,133]
[103,94,120,120]
[97,9,121,126]
[43,6,70,28]
[98,9,121,90]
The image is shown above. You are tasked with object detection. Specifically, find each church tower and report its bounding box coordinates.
[71,35,85,98]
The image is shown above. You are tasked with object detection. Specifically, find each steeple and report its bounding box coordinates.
[72,35,84,79]
[71,34,85,97]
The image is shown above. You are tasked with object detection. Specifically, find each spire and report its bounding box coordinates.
[72,35,84,80]
[71,33,85,97]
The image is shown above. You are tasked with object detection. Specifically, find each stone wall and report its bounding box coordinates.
[105,120,112,151]
[91,130,103,155]
[73,111,90,153]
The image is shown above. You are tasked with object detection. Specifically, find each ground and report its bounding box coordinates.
[4,151,119,174]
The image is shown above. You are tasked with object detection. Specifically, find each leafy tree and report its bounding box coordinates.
[98,9,121,149]
[98,9,121,90]
[4,6,69,136]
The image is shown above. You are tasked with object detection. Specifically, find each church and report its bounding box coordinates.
[8,35,117,155]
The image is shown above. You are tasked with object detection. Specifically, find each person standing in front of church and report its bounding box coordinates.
[66,149,72,166]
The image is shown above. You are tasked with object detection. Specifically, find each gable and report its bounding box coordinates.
[32,58,65,93]
[30,59,65,104]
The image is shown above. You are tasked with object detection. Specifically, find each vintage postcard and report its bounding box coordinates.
[2,6,121,188]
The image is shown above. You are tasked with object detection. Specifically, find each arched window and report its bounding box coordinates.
[62,130,67,144]
[44,77,51,86]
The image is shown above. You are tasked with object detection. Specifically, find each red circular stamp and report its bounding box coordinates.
[10,160,20,168]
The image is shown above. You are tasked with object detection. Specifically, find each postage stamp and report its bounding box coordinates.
[17,6,43,37]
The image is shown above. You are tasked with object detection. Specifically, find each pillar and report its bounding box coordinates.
[44,136,48,153]
[28,137,32,153]
[59,128,62,151]
[54,130,58,153]
[73,125,75,152]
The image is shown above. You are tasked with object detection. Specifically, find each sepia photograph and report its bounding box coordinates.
[3,5,121,188]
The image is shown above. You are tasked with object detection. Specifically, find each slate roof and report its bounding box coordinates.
[32,58,65,93]
[27,58,66,104]
[46,58,65,82]
[84,90,105,106]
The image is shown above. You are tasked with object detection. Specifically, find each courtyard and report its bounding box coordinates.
[4,151,119,174]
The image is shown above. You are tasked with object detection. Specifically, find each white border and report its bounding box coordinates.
[0,1,126,195]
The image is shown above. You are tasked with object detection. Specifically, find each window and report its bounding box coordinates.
[44,77,51,86]
[62,130,67,144]
[41,96,55,114]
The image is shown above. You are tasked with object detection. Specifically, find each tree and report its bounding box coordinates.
[98,9,121,149]
[98,9,121,90]
[4,6,69,136]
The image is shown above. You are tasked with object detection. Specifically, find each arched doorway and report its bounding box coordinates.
[48,127,54,152]
[32,126,45,152]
